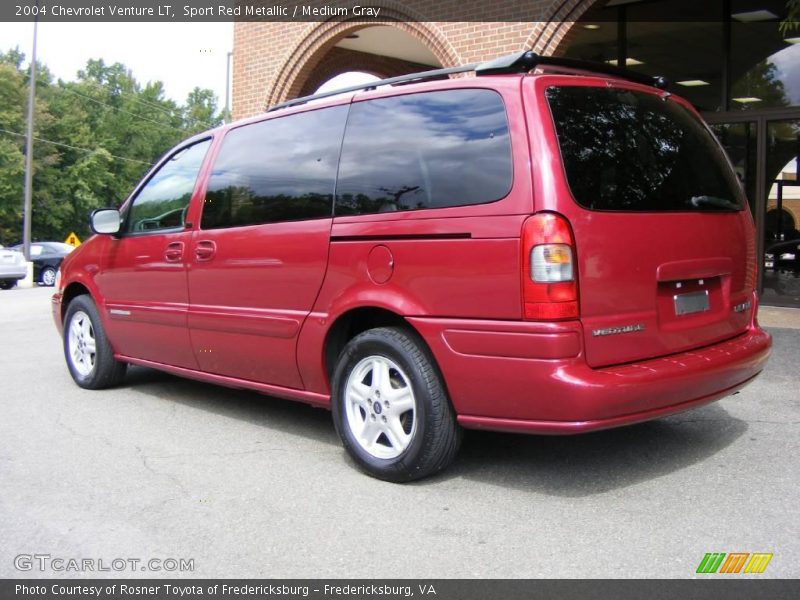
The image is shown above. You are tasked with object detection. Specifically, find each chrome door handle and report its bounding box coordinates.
[195,240,216,261]
[164,241,184,262]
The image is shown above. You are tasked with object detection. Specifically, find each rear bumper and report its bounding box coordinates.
[407,317,772,435]
[0,268,27,280]
[458,372,759,434]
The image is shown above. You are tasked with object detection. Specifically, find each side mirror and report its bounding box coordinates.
[89,208,121,235]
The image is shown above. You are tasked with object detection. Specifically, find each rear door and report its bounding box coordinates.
[533,79,756,367]
[186,105,348,388]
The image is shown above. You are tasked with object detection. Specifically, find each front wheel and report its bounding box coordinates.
[63,295,126,389]
[0,279,17,290]
[331,327,461,482]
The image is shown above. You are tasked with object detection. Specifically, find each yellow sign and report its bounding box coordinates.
[65,232,81,247]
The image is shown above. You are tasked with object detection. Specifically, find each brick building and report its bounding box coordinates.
[231,0,587,119]
[232,0,800,307]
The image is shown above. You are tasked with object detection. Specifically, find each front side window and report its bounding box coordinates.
[546,86,745,212]
[126,140,211,233]
[335,89,513,216]
[201,105,348,229]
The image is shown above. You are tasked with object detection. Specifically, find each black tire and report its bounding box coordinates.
[40,267,57,286]
[0,279,17,290]
[63,295,126,389]
[331,326,461,482]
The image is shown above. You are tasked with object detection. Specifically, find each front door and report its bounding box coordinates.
[96,139,212,368]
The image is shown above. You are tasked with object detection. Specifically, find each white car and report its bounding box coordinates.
[0,245,27,290]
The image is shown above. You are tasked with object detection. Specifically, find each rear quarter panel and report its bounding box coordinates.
[297,77,534,395]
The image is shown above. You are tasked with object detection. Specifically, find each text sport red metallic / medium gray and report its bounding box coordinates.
[52,52,772,482]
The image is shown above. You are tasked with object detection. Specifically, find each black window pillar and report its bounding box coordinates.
[617,5,627,68]
[722,0,731,111]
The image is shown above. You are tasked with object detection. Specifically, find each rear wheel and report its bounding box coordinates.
[331,327,461,482]
[40,267,57,286]
[0,279,17,290]
[63,295,126,389]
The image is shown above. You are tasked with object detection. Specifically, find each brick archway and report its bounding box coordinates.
[766,206,800,233]
[266,15,459,108]
[232,2,602,119]
[525,0,600,56]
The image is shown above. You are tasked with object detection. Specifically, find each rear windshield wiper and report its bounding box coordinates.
[690,195,740,210]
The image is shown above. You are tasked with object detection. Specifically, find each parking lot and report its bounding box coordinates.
[0,285,798,578]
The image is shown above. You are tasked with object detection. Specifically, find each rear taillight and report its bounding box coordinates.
[521,212,579,320]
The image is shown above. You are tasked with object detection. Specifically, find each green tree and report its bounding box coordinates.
[0,51,223,243]
[0,61,26,244]
[0,49,61,244]
[781,0,800,34]
[731,60,791,110]
[184,86,223,135]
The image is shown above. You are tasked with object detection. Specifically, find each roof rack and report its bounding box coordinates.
[266,51,668,112]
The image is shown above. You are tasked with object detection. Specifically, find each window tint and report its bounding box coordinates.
[202,106,348,229]
[335,89,512,215]
[126,140,211,233]
[546,86,744,212]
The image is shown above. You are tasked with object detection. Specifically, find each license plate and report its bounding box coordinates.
[765,261,774,269]
[674,290,710,316]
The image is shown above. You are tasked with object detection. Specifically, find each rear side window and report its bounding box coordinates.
[546,86,744,212]
[202,105,348,229]
[335,89,512,216]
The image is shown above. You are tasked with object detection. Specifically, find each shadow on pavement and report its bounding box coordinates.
[120,366,747,495]
[438,402,746,496]
[121,365,339,447]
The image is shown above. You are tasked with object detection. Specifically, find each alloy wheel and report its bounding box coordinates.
[344,355,417,460]
[67,310,97,377]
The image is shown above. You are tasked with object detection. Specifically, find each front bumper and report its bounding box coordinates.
[52,292,63,336]
[408,317,772,435]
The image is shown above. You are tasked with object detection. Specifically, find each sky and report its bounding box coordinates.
[770,43,800,106]
[0,22,234,107]
[316,71,379,94]
[0,20,380,109]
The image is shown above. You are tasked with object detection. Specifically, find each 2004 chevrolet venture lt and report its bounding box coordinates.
[53,52,772,481]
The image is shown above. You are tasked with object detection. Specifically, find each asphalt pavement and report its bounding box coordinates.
[1,286,797,578]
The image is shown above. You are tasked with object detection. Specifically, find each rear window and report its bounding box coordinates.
[546,86,744,212]
[335,89,512,216]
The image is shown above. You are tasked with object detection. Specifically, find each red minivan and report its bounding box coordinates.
[53,52,771,481]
